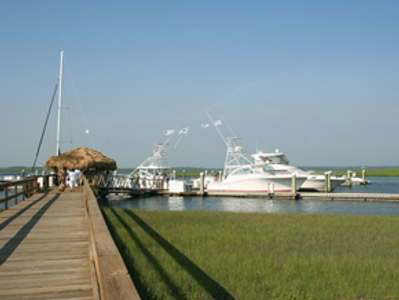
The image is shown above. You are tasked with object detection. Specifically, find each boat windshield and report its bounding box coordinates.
[252,150,290,165]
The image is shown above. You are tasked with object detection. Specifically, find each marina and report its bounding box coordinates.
[100,176,399,215]
[4,3,399,298]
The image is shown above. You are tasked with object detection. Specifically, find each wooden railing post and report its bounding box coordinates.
[5,187,9,210]
[14,185,18,205]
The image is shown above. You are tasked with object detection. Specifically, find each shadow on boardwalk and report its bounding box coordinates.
[0,192,60,266]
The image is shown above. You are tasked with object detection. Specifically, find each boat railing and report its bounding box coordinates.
[96,174,167,190]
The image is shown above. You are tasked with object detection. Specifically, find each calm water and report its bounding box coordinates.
[2,171,399,215]
[105,177,399,216]
[106,195,399,216]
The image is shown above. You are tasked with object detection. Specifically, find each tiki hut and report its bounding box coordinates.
[45,147,117,171]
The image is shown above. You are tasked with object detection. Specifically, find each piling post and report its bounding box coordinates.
[362,170,366,185]
[199,172,204,195]
[21,170,25,179]
[324,172,328,192]
[327,171,331,192]
[173,170,176,181]
[49,172,54,187]
[348,170,353,188]
[205,170,208,178]
[291,173,297,199]
[182,170,185,181]
[219,170,222,182]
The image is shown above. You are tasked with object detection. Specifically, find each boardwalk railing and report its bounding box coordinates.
[83,177,141,300]
[0,174,54,210]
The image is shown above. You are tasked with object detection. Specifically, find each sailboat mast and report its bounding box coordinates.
[56,50,64,156]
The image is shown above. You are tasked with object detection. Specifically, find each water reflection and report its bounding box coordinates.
[106,195,399,216]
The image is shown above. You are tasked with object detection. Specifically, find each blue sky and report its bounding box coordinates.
[1,1,399,168]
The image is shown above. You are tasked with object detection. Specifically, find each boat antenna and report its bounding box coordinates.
[207,113,227,147]
[56,50,64,156]
[31,83,58,171]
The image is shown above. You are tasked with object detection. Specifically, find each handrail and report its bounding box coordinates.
[97,174,167,190]
[83,177,141,300]
[0,174,55,210]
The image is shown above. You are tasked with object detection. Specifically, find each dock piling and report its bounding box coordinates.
[199,172,204,195]
[348,170,353,187]
[324,171,331,192]
[291,173,297,199]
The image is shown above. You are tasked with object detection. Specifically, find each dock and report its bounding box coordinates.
[204,191,399,202]
[0,179,141,300]
[94,174,399,203]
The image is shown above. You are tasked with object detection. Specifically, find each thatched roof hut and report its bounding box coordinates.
[45,147,117,171]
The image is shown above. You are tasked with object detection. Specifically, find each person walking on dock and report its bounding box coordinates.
[57,167,67,192]
[74,168,82,188]
[68,169,77,192]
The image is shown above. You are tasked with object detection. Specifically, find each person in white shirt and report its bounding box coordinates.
[68,169,77,191]
[74,168,82,188]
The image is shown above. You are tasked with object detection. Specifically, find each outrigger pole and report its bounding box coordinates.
[207,113,228,147]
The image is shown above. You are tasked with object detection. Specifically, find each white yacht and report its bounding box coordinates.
[251,150,346,192]
[206,138,308,193]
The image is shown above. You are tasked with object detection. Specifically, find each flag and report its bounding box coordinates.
[214,120,222,126]
[178,127,189,135]
[163,130,175,136]
[201,123,209,128]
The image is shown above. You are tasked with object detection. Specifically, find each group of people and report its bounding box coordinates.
[97,170,112,186]
[57,167,82,192]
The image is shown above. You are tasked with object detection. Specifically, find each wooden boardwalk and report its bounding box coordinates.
[0,187,96,299]
[0,184,141,300]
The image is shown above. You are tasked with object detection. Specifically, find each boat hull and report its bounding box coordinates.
[299,176,346,192]
[206,175,307,193]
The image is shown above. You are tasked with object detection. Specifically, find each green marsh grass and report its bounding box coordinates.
[102,208,399,300]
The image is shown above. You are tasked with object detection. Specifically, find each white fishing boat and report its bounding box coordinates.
[251,150,346,192]
[130,143,171,189]
[206,138,308,193]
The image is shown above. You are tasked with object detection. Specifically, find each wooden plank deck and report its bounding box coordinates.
[0,187,97,300]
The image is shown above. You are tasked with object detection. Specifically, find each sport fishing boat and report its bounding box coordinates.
[130,143,171,189]
[206,137,308,193]
[251,149,346,192]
